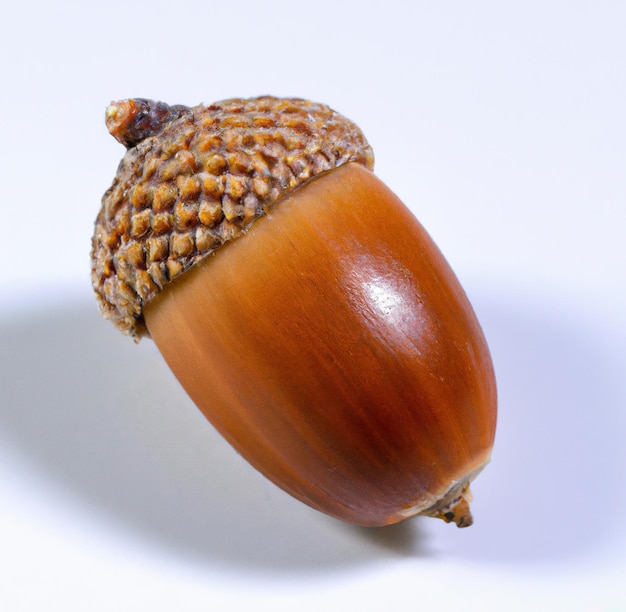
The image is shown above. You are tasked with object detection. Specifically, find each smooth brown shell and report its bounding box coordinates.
[143,163,497,526]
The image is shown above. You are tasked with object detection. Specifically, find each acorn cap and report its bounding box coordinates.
[91,96,375,338]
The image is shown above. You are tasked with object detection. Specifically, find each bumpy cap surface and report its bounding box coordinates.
[91,96,375,338]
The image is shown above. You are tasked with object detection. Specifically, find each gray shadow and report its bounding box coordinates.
[0,289,622,571]
[0,298,428,574]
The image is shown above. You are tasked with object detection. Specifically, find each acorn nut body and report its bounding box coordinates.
[92,97,497,528]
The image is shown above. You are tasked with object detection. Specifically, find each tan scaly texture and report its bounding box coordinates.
[91,96,374,338]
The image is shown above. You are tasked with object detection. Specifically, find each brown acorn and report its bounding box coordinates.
[92,96,497,528]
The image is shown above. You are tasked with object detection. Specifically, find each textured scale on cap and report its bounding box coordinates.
[91,96,375,338]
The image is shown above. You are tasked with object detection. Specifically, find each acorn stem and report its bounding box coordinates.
[105,98,189,148]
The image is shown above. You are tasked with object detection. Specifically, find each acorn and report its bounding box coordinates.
[91,96,497,528]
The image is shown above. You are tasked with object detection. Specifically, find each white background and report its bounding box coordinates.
[1,1,625,610]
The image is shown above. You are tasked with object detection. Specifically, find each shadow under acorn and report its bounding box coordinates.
[0,289,622,571]
[0,299,427,572]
